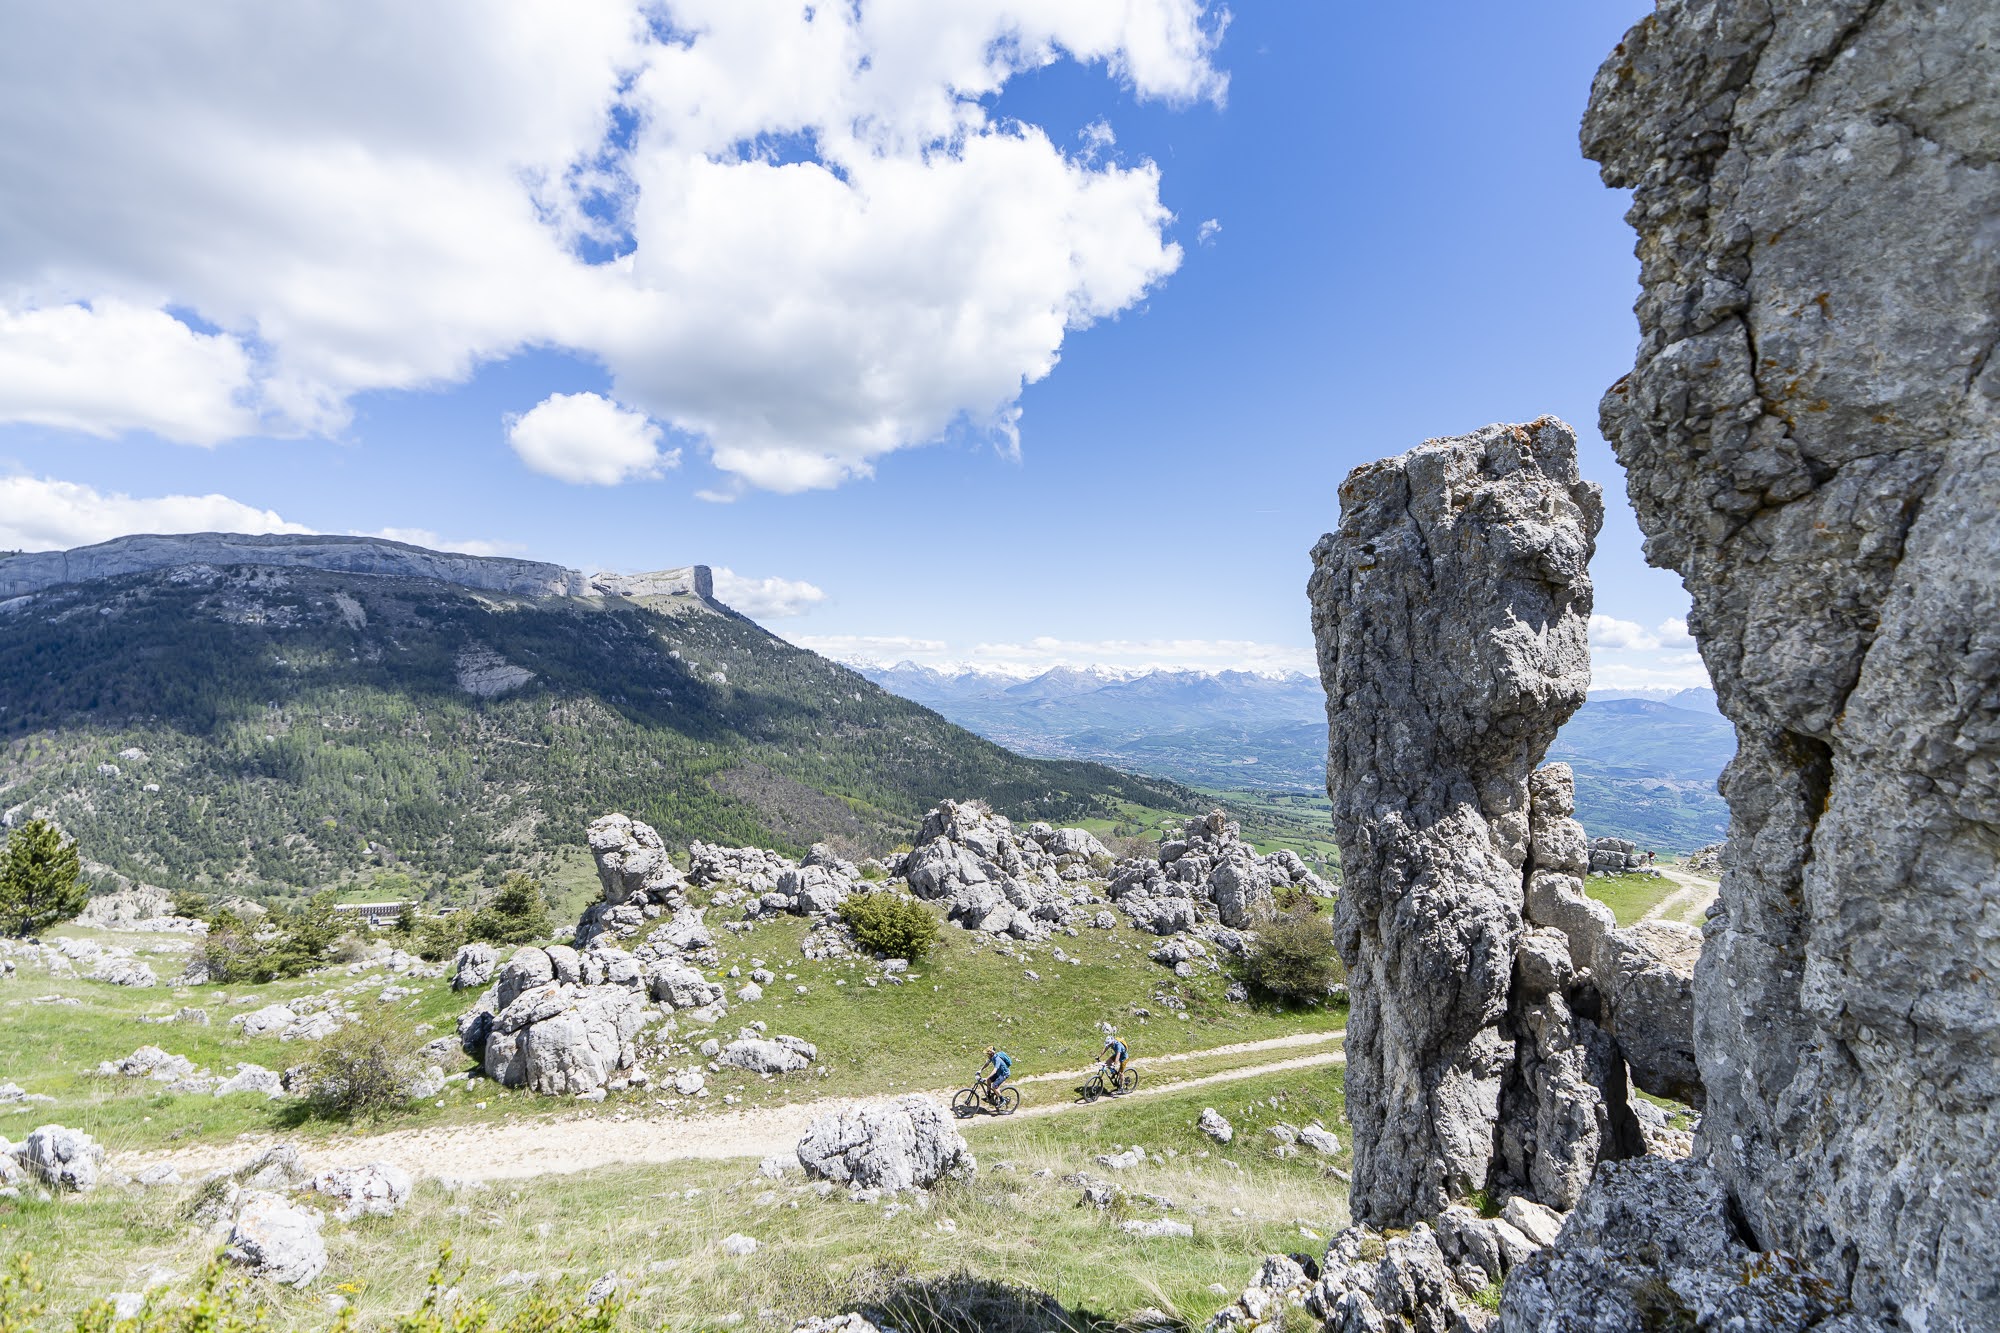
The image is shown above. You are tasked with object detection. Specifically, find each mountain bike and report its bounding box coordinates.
[951,1078,1020,1117]
[1076,1064,1139,1102]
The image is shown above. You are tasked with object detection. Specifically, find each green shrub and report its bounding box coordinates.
[169,890,211,922]
[840,890,941,962]
[304,1008,422,1119]
[1244,907,1344,1004]
[467,871,550,944]
[3,1248,622,1332]
[0,818,86,937]
[412,911,471,961]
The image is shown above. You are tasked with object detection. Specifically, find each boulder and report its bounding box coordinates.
[225,1192,327,1286]
[577,813,687,946]
[795,1095,975,1194]
[19,1124,103,1192]
[214,1064,284,1098]
[495,948,555,1011]
[647,961,723,1011]
[451,943,499,991]
[230,1004,298,1039]
[97,1045,195,1081]
[88,956,157,988]
[486,983,649,1096]
[1121,1219,1193,1239]
[718,1034,817,1074]
[1302,1223,1476,1332]
[308,1162,414,1221]
[1198,1108,1234,1145]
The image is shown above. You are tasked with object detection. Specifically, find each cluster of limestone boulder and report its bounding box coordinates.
[455,798,1332,1100]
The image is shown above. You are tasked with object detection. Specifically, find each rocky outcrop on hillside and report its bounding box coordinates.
[0,533,592,600]
[590,566,714,601]
[1308,418,1603,1229]
[576,814,710,956]
[470,944,659,1097]
[1522,2,2000,1327]
[76,887,204,933]
[890,800,1089,940]
[1105,810,1328,934]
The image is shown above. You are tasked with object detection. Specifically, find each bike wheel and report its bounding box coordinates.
[1076,1080,1101,1103]
[951,1088,979,1119]
[994,1086,1020,1115]
[1118,1069,1139,1095]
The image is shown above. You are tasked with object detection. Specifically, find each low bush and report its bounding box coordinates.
[1244,907,1344,1004]
[199,891,351,983]
[304,1008,422,1119]
[840,890,941,962]
[412,911,472,961]
[0,1248,622,1332]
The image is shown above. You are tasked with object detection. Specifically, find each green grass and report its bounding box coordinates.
[1582,872,1677,927]
[1,907,1346,1157]
[0,1067,1352,1331]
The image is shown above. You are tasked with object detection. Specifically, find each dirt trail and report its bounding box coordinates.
[1643,867,1718,925]
[116,1032,1345,1184]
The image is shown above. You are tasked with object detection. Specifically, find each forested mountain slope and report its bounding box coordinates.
[0,537,1189,900]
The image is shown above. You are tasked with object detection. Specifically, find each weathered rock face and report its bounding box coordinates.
[1105,809,1330,935]
[1309,418,1602,1227]
[1562,2,2000,1326]
[795,1095,976,1194]
[894,800,1080,940]
[577,813,692,947]
[471,943,660,1096]
[1501,1159,1851,1332]
[0,532,589,600]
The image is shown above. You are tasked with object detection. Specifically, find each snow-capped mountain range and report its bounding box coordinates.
[852,662,1729,851]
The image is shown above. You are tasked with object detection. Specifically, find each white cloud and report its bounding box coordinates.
[787,633,949,660]
[1197,218,1221,244]
[0,1,1227,489]
[793,631,1313,675]
[1589,609,1710,691]
[711,568,827,620]
[0,302,256,443]
[506,392,677,485]
[1589,613,1661,652]
[0,475,309,551]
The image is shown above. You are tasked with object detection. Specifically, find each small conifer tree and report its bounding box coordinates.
[0,819,87,936]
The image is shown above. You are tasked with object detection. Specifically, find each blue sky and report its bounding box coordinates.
[0,1,1700,688]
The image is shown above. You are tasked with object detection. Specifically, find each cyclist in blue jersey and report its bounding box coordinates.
[979,1045,1013,1102]
[1100,1033,1129,1081]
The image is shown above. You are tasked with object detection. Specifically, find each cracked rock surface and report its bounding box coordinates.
[1540,1,2000,1327]
[1309,417,1602,1228]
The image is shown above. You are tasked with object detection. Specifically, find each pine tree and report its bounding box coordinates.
[468,872,550,945]
[0,819,87,936]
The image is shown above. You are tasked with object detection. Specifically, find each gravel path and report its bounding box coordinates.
[116,1031,1345,1183]
[1643,867,1718,925]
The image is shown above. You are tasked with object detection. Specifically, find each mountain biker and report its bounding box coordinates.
[1099,1033,1129,1083]
[979,1045,1013,1100]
